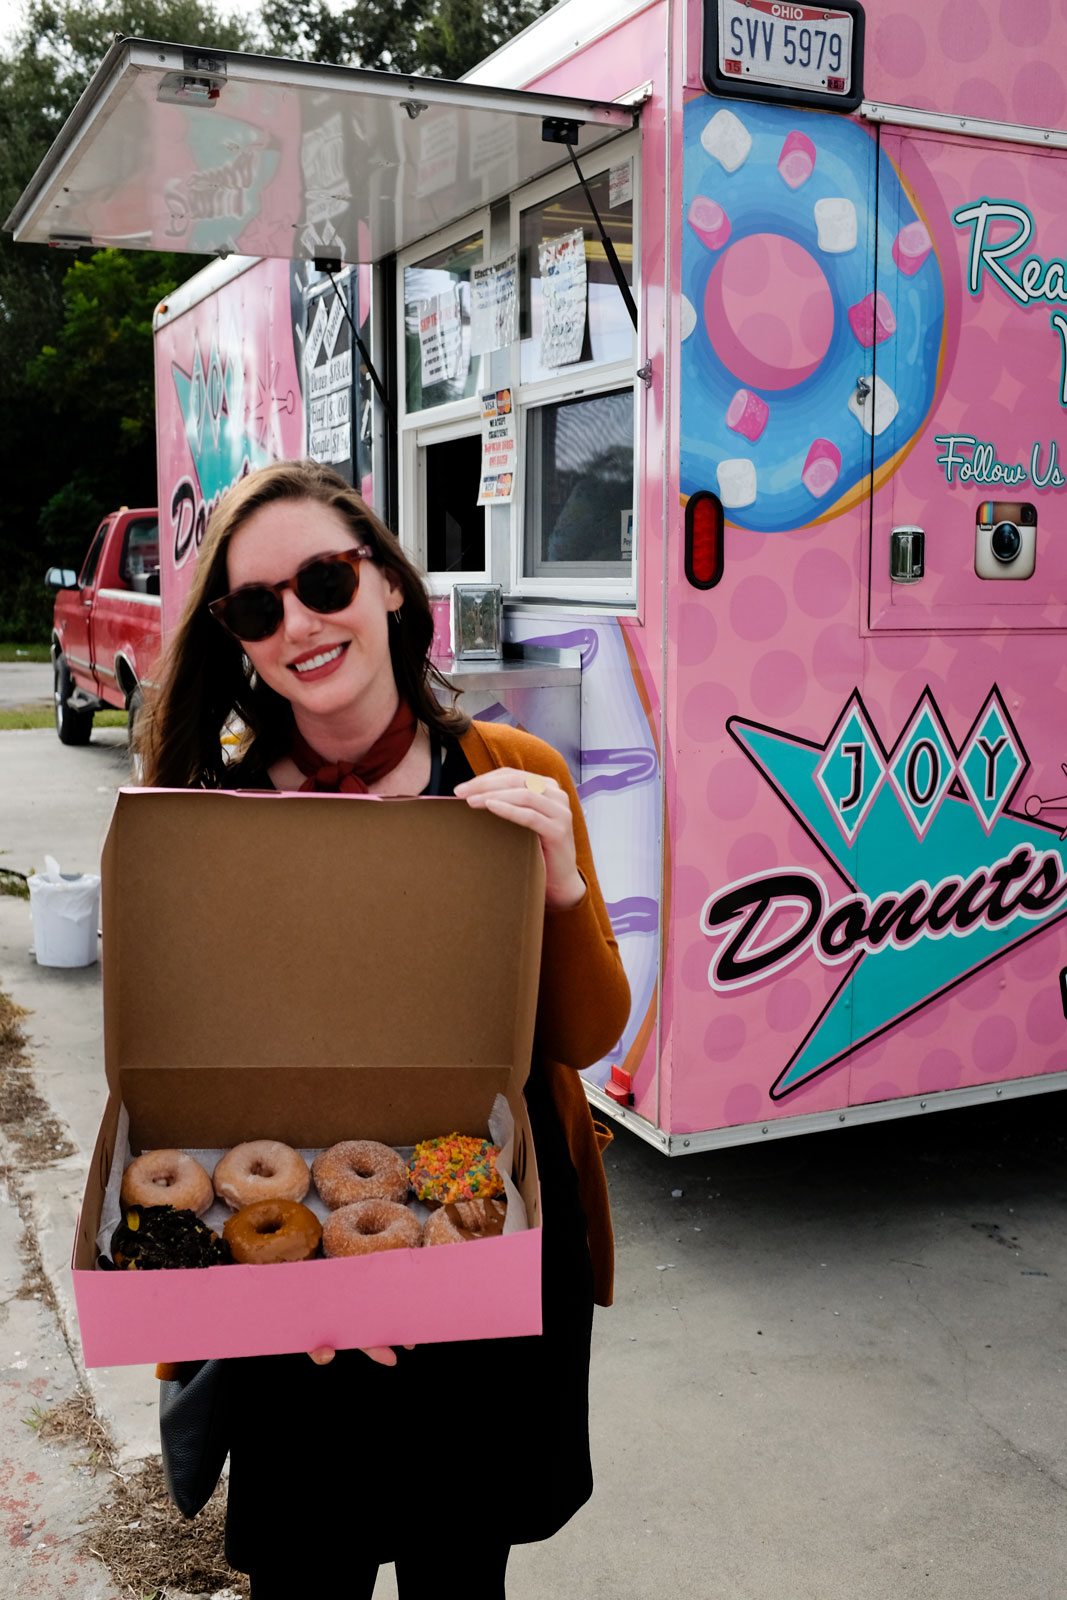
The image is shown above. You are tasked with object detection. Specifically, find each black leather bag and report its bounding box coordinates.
[158,1359,231,1518]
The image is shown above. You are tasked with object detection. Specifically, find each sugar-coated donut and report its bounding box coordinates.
[213,1140,310,1209]
[312,1140,409,1208]
[108,1205,231,1270]
[423,1198,507,1246]
[322,1199,422,1257]
[408,1133,504,1205]
[223,1199,322,1264]
[120,1150,214,1216]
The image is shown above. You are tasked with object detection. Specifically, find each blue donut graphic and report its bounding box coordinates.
[680,98,945,534]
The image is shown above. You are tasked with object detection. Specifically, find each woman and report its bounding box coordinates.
[140,459,629,1598]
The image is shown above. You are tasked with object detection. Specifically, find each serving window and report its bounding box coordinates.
[396,131,639,606]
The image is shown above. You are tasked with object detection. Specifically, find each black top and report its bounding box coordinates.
[212,724,595,1573]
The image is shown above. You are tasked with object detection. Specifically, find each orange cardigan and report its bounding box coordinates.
[458,720,631,1307]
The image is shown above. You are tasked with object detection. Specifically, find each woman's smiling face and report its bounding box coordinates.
[225,498,402,723]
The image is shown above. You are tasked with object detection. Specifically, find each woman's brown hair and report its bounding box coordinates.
[136,459,469,788]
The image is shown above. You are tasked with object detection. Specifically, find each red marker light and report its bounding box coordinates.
[685,490,724,589]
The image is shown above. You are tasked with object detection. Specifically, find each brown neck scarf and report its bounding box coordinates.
[290,699,417,793]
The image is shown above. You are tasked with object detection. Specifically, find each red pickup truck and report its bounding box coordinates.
[47,508,162,745]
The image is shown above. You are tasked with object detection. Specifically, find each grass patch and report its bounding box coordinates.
[0,867,30,899]
[0,642,50,662]
[87,1458,247,1599]
[0,708,128,731]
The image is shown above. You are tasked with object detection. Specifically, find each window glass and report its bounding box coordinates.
[425,436,486,574]
[121,517,161,588]
[403,231,483,414]
[524,389,634,576]
[520,174,633,386]
[80,524,109,588]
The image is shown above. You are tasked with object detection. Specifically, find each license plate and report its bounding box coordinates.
[717,0,854,97]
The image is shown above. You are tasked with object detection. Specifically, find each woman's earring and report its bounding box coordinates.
[391,606,403,626]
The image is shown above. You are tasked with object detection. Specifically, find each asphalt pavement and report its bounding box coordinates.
[2,678,1067,1598]
[0,661,52,709]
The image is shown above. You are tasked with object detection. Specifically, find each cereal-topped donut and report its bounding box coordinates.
[223,1199,322,1264]
[213,1140,310,1210]
[312,1140,409,1208]
[680,99,945,532]
[322,1199,422,1257]
[423,1198,507,1246]
[408,1133,504,1206]
[120,1150,214,1216]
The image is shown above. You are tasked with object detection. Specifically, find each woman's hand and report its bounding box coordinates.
[307,1346,414,1366]
[453,769,585,910]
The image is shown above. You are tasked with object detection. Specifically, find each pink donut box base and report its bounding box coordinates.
[71,787,546,1367]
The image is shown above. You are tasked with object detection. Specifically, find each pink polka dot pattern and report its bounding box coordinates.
[875,14,926,78]
[937,0,991,62]
[705,1013,747,1061]
[792,549,851,620]
[918,1049,963,1092]
[665,19,1067,1137]
[767,978,811,1033]
[723,1082,763,1124]
[750,649,807,717]
[973,1015,1018,1076]
[730,576,788,642]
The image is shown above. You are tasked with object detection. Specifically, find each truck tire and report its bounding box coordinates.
[126,686,144,778]
[54,655,94,746]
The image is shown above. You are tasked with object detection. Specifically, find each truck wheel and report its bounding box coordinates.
[126,687,144,778]
[53,655,93,746]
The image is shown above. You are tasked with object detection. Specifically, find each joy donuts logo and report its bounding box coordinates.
[679,97,945,532]
[700,687,1067,1098]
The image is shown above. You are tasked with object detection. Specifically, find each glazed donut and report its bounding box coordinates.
[408,1133,504,1206]
[322,1199,422,1257]
[108,1205,232,1270]
[424,1198,507,1246]
[213,1140,310,1209]
[312,1140,409,1208]
[680,98,943,532]
[120,1150,213,1216]
[223,1199,322,1264]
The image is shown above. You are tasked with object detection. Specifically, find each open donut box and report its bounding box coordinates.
[71,787,545,1367]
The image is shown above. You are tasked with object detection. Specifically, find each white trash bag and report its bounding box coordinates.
[27,855,101,968]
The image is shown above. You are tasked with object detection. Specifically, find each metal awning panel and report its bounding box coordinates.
[6,37,636,262]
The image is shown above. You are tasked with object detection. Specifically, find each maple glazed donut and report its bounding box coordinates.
[120,1150,214,1216]
[213,1140,310,1209]
[223,1199,322,1264]
[312,1140,410,1208]
[322,1199,422,1257]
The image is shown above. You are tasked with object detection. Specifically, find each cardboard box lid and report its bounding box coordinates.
[101,788,545,1087]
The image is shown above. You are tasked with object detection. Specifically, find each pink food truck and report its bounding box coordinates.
[10,0,1067,1154]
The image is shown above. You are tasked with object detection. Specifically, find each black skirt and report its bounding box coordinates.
[221,1063,595,1572]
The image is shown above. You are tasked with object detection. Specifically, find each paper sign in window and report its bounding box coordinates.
[418,287,464,389]
[539,230,588,368]
[477,388,516,504]
[471,251,517,356]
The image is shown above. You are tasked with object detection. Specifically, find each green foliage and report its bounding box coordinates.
[0,0,553,633]
[0,0,254,631]
[259,0,555,78]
